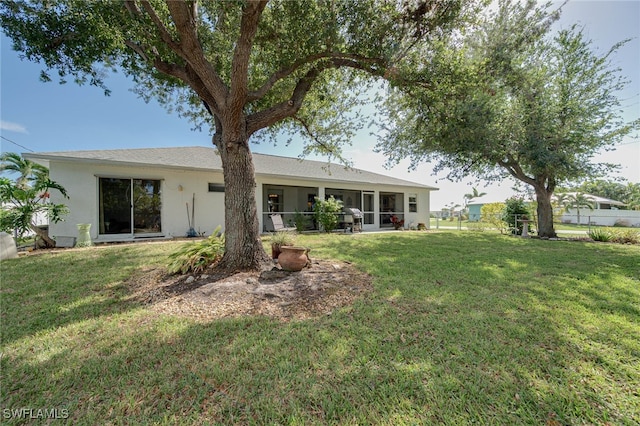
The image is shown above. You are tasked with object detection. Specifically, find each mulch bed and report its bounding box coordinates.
[125,259,373,322]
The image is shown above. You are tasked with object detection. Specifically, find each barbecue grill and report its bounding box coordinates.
[343,207,363,232]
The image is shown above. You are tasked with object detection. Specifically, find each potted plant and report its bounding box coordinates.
[390,215,405,230]
[270,230,295,260]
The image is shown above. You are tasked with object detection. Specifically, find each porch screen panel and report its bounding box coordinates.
[380,192,404,226]
[363,192,374,225]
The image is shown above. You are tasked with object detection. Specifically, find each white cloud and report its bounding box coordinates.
[0,120,28,134]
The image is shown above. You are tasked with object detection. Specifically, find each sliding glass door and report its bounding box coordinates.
[132,179,162,234]
[99,178,161,236]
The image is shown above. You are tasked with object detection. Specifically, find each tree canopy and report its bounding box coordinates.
[1,0,472,269]
[377,0,639,237]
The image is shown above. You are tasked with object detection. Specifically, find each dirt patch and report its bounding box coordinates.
[125,259,373,322]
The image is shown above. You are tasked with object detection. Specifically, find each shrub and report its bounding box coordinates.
[610,228,640,244]
[588,227,640,244]
[313,196,343,233]
[588,227,612,242]
[613,219,631,228]
[502,197,532,235]
[167,226,225,274]
[293,209,311,232]
[480,202,507,234]
[270,230,296,247]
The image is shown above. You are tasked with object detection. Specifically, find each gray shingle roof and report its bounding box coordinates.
[25,146,437,189]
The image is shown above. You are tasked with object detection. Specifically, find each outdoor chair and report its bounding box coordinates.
[270,214,296,232]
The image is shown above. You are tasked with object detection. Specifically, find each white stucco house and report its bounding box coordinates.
[24,146,438,243]
[559,193,640,227]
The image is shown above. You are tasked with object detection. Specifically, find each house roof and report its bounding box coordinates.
[467,195,534,206]
[467,192,626,206]
[24,146,437,190]
[555,192,626,206]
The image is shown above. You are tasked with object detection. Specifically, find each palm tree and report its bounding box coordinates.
[564,192,595,225]
[553,192,570,218]
[624,183,640,211]
[0,152,48,189]
[463,187,487,208]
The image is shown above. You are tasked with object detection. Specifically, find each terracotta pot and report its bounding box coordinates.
[278,246,310,272]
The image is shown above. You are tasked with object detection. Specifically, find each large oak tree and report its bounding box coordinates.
[377,0,639,238]
[1,0,469,269]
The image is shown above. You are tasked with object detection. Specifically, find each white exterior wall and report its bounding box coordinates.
[48,160,225,241]
[48,161,433,241]
[562,209,640,227]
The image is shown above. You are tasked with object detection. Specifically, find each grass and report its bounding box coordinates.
[1,233,639,425]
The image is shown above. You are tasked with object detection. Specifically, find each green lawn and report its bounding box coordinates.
[429,217,624,233]
[1,233,639,425]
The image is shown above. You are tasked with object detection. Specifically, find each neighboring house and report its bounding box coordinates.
[467,192,640,227]
[466,196,528,222]
[559,193,640,226]
[24,146,438,242]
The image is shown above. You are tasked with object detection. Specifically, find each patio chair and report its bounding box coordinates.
[270,214,296,232]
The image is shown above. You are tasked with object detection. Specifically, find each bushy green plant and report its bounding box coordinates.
[588,227,639,244]
[270,230,296,247]
[480,202,507,233]
[613,219,631,227]
[0,153,69,247]
[293,209,311,232]
[588,227,612,242]
[167,226,225,274]
[502,197,532,235]
[610,228,640,244]
[313,196,343,233]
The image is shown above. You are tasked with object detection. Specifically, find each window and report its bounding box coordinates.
[208,183,225,192]
[409,194,417,213]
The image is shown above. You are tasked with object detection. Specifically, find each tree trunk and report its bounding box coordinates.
[533,187,557,238]
[216,136,269,271]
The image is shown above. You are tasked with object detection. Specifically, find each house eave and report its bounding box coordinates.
[24,149,439,190]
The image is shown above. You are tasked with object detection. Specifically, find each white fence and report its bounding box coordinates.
[561,209,640,227]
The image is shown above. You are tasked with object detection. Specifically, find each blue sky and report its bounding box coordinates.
[1,0,638,210]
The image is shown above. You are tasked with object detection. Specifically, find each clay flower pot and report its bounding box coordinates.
[278,246,310,272]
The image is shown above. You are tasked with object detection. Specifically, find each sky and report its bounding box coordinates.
[1,0,638,211]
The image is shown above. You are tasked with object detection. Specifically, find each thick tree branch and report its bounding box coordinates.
[228,0,268,115]
[165,0,229,108]
[184,64,221,116]
[498,157,537,187]
[248,52,386,102]
[246,65,323,135]
[151,59,188,82]
[124,39,150,62]
[247,54,387,135]
[329,57,387,77]
[248,52,333,102]
[124,1,143,17]
[138,1,183,56]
